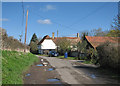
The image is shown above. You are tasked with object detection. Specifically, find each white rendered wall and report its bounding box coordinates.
[41,39,57,49]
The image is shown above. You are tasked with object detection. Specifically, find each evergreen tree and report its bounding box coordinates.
[29,33,38,54]
[30,33,38,43]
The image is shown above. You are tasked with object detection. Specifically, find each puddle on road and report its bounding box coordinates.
[87,74,96,79]
[47,78,60,82]
[36,64,43,66]
[91,74,96,79]
[26,73,31,76]
[48,68,54,71]
[55,83,62,84]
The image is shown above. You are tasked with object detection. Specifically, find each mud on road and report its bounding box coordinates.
[23,57,70,85]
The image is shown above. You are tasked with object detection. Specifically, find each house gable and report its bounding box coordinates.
[38,35,57,50]
[41,39,56,49]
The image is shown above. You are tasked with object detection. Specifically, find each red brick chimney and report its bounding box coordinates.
[77,33,79,38]
[52,32,55,39]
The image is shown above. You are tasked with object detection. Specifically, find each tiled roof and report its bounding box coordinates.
[54,37,79,39]
[38,35,81,45]
[38,35,51,45]
[85,36,120,48]
[52,37,81,45]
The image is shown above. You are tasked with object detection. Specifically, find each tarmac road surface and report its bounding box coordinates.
[39,56,119,84]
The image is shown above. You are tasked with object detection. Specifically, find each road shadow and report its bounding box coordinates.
[73,65,98,69]
[72,63,120,84]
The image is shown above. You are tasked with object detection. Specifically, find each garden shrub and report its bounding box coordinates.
[97,42,120,70]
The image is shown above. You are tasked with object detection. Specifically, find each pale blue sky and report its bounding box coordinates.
[2,2,118,44]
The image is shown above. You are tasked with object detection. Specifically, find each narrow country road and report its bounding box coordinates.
[40,56,119,84]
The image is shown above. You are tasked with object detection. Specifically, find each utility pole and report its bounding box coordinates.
[24,10,28,52]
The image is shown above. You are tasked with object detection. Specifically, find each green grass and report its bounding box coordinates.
[57,56,78,60]
[57,56,94,65]
[0,49,2,85]
[83,60,92,64]
[2,50,39,84]
[57,56,93,64]
[38,54,48,57]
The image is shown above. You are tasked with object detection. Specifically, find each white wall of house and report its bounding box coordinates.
[40,39,57,49]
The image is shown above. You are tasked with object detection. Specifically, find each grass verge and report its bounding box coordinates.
[2,50,39,84]
[57,56,78,60]
[0,49,2,85]
[83,60,93,64]
[38,54,48,57]
[57,56,94,64]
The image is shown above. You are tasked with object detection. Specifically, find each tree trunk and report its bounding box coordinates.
[78,51,80,60]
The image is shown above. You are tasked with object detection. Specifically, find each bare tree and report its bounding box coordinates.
[90,28,107,37]
[56,37,71,55]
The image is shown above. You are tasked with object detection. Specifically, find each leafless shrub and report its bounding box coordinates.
[1,28,29,51]
[56,37,71,55]
[97,41,120,69]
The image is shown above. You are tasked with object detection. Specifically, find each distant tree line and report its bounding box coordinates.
[88,16,120,37]
[1,28,29,51]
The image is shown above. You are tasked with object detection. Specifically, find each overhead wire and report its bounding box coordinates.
[31,2,109,34]
[31,10,80,32]
[21,2,111,38]
[69,2,109,27]
[20,0,25,43]
[21,0,25,26]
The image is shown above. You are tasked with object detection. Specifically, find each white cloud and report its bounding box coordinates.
[0,18,9,21]
[37,19,52,24]
[40,5,56,11]
[46,5,56,10]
